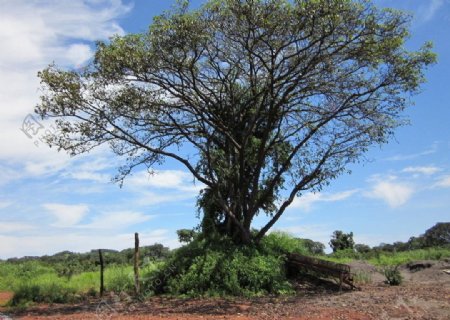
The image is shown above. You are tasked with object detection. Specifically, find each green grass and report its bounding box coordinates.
[323,247,450,266]
[1,244,449,305]
[0,261,146,305]
[367,247,450,266]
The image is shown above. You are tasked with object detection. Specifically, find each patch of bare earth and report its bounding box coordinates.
[3,260,450,320]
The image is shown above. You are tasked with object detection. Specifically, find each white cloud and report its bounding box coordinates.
[126,170,204,192]
[402,166,441,176]
[434,175,450,188]
[0,229,171,259]
[290,189,359,212]
[80,211,154,229]
[418,0,444,22]
[134,191,198,207]
[0,0,131,170]
[64,43,94,67]
[384,143,438,161]
[43,203,89,227]
[0,222,35,233]
[366,180,414,208]
[0,201,13,210]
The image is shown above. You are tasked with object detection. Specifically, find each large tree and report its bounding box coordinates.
[36,0,435,245]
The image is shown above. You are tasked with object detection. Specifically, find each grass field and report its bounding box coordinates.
[325,247,450,266]
[1,246,449,306]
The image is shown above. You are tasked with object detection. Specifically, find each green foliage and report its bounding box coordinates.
[354,244,371,254]
[368,247,450,266]
[36,0,436,246]
[148,233,302,297]
[329,231,355,253]
[104,266,134,293]
[260,231,309,256]
[423,222,450,246]
[176,229,197,244]
[11,283,79,306]
[330,248,360,261]
[301,239,326,255]
[382,265,403,286]
[353,271,372,285]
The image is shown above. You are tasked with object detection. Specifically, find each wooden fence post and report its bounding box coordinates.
[134,232,140,295]
[98,249,104,297]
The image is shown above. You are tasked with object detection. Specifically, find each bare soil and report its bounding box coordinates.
[1,260,449,320]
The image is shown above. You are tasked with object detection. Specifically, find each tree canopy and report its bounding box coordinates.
[329,230,355,252]
[36,0,435,245]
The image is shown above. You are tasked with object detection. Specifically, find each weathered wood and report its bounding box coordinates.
[287,253,356,290]
[134,232,140,295]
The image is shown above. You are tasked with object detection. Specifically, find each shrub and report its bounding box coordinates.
[165,246,292,297]
[147,233,300,297]
[260,231,309,256]
[330,248,361,261]
[353,271,372,285]
[383,265,403,286]
[105,266,134,293]
[11,283,79,306]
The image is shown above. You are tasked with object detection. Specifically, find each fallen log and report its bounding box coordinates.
[287,253,357,290]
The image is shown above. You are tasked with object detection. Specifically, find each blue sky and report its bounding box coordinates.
[0,0,449,259]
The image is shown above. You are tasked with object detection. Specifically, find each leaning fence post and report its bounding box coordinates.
[134,232,140,295]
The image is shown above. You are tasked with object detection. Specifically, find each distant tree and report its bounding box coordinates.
[36,0,435,245]
[177,229,197,243]
[354,243,371,254]
[392,241,410,252]
[298,238,326,255]
[329,230,355,252]
[407,236,426,250]
[374,242,395,252]
[423,222,450,246]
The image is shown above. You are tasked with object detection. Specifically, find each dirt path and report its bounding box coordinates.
[2,260,450,320]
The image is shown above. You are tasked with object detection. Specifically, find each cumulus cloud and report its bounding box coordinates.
[0,0,131,169]
[290,189,359,212]
[366,180,414,208]
[43,203,89,227]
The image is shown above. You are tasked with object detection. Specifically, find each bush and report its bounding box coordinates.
[329,248,361,261]
[353,271,372,285]
[105,266,134,293]
[147,233,300,297]
[260,231,309,256]
[383,265,403,286]
[11,283,79,306]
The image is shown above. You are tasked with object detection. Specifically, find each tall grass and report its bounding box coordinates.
[324,247,450,266]
[368,247,450,266]
[0,261,143,306]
